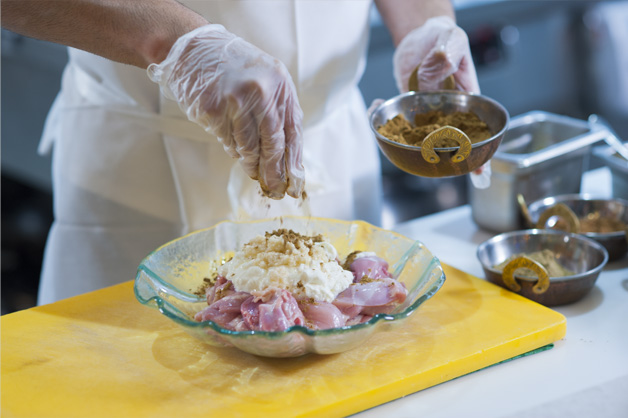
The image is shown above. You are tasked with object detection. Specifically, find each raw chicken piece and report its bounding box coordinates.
[205,276,236,305]
[194,291,251,330]
[332,302,362,319]
[348,253,393,281]
[241,288,306,332]
[195,248,408,332]
[298,300,347,330]
[333,277,407,315]
[334,252,408,319]
[345,314,373,326]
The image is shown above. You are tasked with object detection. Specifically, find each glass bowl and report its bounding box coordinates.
[134,216,445,357]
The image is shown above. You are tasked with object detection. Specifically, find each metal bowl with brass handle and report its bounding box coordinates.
[525,194,628,262]
[518,193,583,233]
[477,229,608,306]
[370,91,508,178]
[536,203,581,233]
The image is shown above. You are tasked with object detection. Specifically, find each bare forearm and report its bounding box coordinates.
[375,0,455,46]
[1,0,208,68]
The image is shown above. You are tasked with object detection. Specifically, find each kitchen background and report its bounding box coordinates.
[2,0,627,314]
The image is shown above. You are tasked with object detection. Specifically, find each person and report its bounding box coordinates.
[1,0,480,304]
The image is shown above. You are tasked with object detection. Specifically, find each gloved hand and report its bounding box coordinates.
[393,16,479,94]
[391,16,490,187]
[147,24,305,199]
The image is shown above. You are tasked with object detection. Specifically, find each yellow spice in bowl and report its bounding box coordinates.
[377,110,492,147]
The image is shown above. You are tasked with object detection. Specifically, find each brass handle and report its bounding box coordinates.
[409,65,456,92]
[536,203,581,233]
[502,256,551,294]
[421,126,472,164]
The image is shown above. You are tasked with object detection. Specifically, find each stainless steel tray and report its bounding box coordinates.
[471,111,609,232]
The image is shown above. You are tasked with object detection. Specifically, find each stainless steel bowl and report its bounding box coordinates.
[527,194,628,262]
[477,229,608,306]
[370,91,509,178]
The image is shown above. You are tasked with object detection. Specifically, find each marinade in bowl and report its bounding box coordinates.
[134,216,445,357]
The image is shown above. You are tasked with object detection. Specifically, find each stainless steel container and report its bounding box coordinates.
[593,144,628,200]
[470,111,609,232]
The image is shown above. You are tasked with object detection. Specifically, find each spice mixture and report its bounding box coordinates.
[579,214,626,234]
[377,110,492,147]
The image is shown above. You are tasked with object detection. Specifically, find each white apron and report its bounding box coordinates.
[37,0,382,304]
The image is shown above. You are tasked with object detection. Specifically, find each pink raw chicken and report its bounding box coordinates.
[334,253,408,316]
[194,252,408,331]
[241,289,306,332]
[333,277,408,316]
[349,253,393,281]
[193,291,251,331]
[298,300,347,329]
[205,276,236,304]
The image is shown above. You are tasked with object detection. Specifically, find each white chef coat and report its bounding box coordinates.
[37,0,383,304]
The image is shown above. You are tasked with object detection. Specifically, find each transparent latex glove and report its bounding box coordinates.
[469,160,491,188]
[147,24,304,199]
[393,16,479,94]
[391,16,489,187]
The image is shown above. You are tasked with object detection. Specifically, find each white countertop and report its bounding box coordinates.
[357,168,628,418]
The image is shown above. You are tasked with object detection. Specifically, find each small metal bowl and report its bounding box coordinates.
[526,194,628,262]
[370,91,509,178]
[477,229,608,306]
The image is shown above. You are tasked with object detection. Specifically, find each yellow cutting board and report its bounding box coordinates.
[2,264,565,418]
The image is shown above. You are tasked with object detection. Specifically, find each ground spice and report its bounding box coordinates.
[377,110,492,147]
[194,256,232,296]
[342,250,362,270]
[214,280,232,300]
[264,229,323,252]
[579,214,626,233]
[194,275,218,296]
